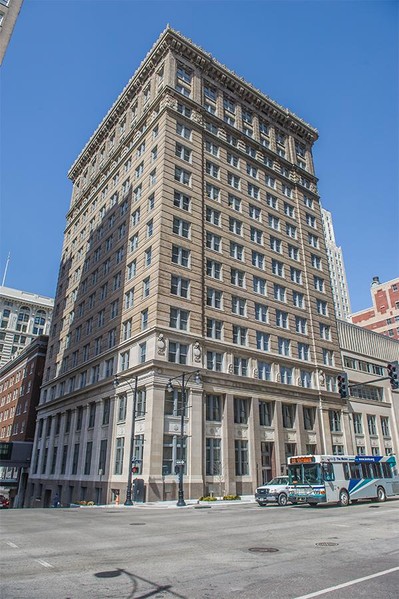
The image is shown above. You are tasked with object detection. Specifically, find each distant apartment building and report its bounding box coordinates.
[321,208,351,320]
[0,335,48,505]
[29,27,351,507]
[0,0,23,65]
[0,286,53,367]
[350,277,399,340]
[337,320,399,457]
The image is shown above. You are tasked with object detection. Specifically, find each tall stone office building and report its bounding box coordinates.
[29,28,349,506]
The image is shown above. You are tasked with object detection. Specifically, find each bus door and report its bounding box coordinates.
[321,462,336,502]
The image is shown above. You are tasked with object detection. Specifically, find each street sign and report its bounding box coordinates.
[176,460,185,465]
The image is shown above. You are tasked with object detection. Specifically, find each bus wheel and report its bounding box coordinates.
[377,486,386,502]
[338,489,350,507]
[278,493,288,506]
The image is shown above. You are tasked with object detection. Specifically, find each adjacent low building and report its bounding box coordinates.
[350,277,399,340]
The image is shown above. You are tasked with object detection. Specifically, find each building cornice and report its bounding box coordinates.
[68,26,318,180]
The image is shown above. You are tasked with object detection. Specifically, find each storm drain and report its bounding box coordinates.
[94,570,122,578]
[316,542,339,547]
[248,547,279,553]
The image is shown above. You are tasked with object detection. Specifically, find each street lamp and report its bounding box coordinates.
[166,370,201,507]
[113,374,138,506]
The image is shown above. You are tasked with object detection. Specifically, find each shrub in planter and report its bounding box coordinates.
[223,495,241,501]
[198,496,217,501]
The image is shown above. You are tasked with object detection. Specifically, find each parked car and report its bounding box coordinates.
[255,476,296,507]
[0,495,10,509]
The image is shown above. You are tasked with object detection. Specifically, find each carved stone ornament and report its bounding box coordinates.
[318,369,326,387]
[228,363,234,374]
[253,368,258,379]
[193,342,202,362]
[157,334,166,355]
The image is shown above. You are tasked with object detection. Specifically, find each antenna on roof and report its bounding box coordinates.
[1,252,10,286]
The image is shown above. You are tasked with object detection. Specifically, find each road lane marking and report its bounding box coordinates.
[293,566,399,599]
[36,559,54,569]
[5,541,18,548]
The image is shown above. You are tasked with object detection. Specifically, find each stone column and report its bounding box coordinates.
[142,382,165,501]
[222,393,236,496]
[188,388,204,500]
[249,396,260,491]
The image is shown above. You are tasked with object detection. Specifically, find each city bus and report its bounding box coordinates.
[287,454,399,506]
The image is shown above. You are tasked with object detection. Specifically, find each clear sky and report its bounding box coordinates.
[1,0,398,312]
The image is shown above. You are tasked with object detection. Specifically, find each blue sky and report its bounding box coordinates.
[1,0,398,312]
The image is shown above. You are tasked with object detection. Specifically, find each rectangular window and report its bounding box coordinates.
[206,438,221,476]
[206,395,222,421]
[114,437,125,475]
[207,351,223,371]
[259,401,273,426]
[235,440,249,475]
[329,410,342,432]
[282,404,296,428]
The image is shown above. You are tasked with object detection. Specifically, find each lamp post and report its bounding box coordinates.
[114,374,138,506]
[166,370,201,507]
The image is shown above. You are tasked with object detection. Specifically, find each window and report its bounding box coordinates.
[229,217,243,235]
[228,172,240,189]
[233,356,248,376]
[278,337,290,356]
[173,217,190,238]
[265,175,276,189]
[172,245,190,267]
[381,416,390,437]
[259,401,273,425]
[230,242,244,261]
[253,276,266,295]
[274,284,286,302]
[256,331,270,351]
[205,140,219,156]
[171,275,189,298]
[311,254,322,269]
[233,325,247,345]
[174,166,191,185]
[207,318,223,340]
[235,440,249,475]
[286,224,297,239]
[329,410,342,432]
[295,316,307,334]
[268,215,280,230]
[143,277,150,298]
[206,207,221,226]
[141,309,148,330]
[255,303,268,322]
[252,251,264,269]
[276,309,288,329]
[206,232,221,252]
[249,204,261,221]
[231,268,245,287]
[206,183,220,201]
[174,191,190,211]
[175,143,191,162]
[367,415,377,435]
[272,259,284,277]
[314,276,324,292]
[247,183,259,199]
[267,194,278,209]
[270,236,282,253]
[306,213,316,228]
[176,122,192,139]
[168,342,188,365]
[234,397,249,424]
[303,407,315,430]
[114,437,125,475]
[282,404,296,427]
[319,323,331,340]
[207,351,223,371]
[207,259,221,280]
[250,227,263,244]
[232,296,246,316]
[280,366,293,384]
[177,103,191,117]
[227,152,239,167]
[308,233,319,248]
[353,413,363,434]
[298,343,310,361]
[322,348,334,366]
[125,289,134,309]
[317,299,328,315]
[170,308,189,331]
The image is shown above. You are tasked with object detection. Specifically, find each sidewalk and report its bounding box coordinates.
[75,496,256,509]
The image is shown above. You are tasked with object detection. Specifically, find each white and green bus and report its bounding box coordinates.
[287,454,399,506]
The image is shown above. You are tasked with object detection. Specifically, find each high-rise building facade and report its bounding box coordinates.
[0,0,23,65]
[0,286,54,367]
[321,208,351,320]
[29,28,349,507]
[350,277,399,340]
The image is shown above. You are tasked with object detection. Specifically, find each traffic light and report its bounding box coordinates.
[387,361,399,390]
[132,465,139,475]
[337,373,348,399]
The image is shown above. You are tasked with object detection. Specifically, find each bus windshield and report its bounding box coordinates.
[288,463,323,485]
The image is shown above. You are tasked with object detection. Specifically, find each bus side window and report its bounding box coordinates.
[322,463,334,482]
[350,463,362,478]
[361,463,373,479]
[382,463,393,478]
[343,463,350,480]
[372,463,382,478]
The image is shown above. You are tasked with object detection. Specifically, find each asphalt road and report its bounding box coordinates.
[1,499,398,599]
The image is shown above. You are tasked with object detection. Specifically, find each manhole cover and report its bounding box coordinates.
[248,547,279,553]
[316,542,339,546]
[94,570,122,578]
[129,522,146,525]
